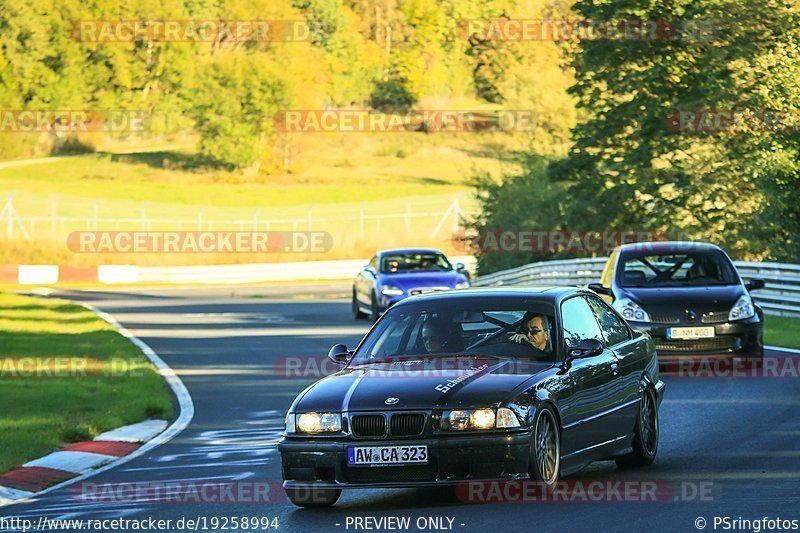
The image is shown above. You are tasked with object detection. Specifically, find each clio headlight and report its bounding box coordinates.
[295,412,342,433]
[455,281,470,289]
[441,408,520,430]
[613,297,651,323]
[729,294,755,321]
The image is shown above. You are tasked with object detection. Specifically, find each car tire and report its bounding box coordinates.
[616,386,659,468]
[529,405,561,487]
[352,289,366,319]
[370,292,380,321]
[285,487,341,508]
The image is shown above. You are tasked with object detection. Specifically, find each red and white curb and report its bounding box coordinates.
[0,303,194,507]
[0,420,167,503]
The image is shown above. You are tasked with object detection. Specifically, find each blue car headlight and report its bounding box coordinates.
[381,285,404,296]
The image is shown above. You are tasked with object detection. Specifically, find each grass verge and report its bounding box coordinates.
[764,315,800,349]
[0,132,523,265]
[0,292,174,473]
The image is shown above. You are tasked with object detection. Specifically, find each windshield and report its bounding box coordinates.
[380,252,452,274]
[618,250,739,287]
[351,298,557,364]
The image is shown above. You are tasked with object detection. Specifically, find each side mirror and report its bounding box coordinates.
[363,265,376,276]
[455,262,466,271]
[745,279,765,291]
[566,338,604,360]
[587,282,611,296]
[328,344,352,365]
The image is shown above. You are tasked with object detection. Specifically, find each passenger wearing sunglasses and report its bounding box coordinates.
[510,312,551,352]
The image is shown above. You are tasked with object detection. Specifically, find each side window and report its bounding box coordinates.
[369,256,378,270]
[586,297,630,347]
[561,297,604,348]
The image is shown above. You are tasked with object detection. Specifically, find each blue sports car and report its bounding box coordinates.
[352,248,470,320]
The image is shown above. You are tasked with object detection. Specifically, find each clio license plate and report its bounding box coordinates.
[667,326,715,339]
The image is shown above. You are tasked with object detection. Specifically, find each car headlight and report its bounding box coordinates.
[284,411,296,433]
[380,285,404,296]
[613,297,651,322]
[441,408,520,430]
[455,281,470,289]
[729,294,755,321]
[296,412,342,433]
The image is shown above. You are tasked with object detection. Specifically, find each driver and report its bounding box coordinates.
[511,312,551,352]
[421,318,455,353]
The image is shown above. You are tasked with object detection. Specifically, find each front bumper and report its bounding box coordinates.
[279,431,531,489]
[630,315,763,358]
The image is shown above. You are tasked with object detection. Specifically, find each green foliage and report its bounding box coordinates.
[370,77,416,111]
[468,156,567,274]
[549,0,800,262]
[187,52,290,169]
[0,0,578,170]
[471,0,800,274]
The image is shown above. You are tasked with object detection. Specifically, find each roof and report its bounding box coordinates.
[395,285,587,305]
[616,241,724,254]
[377,248,446,256]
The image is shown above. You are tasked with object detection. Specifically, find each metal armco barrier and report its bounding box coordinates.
[473,258,800,317]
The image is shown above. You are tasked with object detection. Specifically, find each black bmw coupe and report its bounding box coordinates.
[278,287,664,507]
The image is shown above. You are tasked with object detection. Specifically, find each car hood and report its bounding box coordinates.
[621,285,744,315]
[379,271,465,291]
[293,356,554,412]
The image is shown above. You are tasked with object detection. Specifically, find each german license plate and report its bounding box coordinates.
[667,326,715,339]
[347,445,428,467]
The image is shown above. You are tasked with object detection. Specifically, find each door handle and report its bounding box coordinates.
[611,361,620,376]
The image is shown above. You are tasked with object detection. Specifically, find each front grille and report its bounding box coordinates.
[409,287,450,296]
[651,314,680,324]
[701,311,730,324]
[345,464,437,483]
[351,415,386,437]
[655,336,738,353]
[389,413,426,436]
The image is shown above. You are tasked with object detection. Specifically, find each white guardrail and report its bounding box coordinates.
[94,256,479,285]
[473,257,800,317]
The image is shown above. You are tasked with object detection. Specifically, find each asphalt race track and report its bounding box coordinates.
[2,284,799,533]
